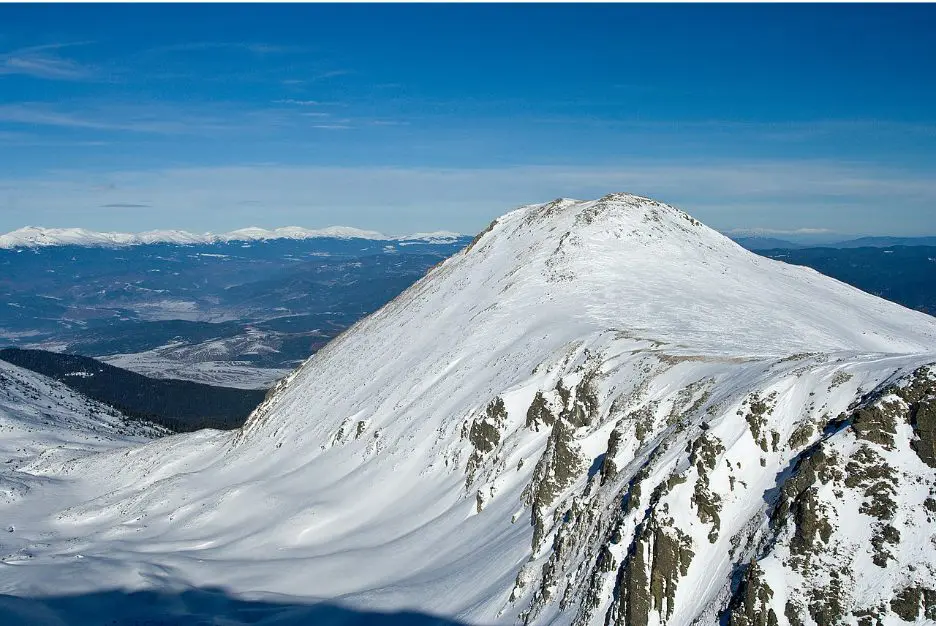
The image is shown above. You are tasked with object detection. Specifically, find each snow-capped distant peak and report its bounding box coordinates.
[722,227,837,237]
[0,226,135,248]
[216,226,390,242]
[0,225,467,249]
[399,230,463,241]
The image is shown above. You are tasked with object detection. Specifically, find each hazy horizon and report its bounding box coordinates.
[2,213,934,242]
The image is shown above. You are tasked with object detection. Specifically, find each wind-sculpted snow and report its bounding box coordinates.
[1,193,935,624]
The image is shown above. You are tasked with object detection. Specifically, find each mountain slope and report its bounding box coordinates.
[0,359,164,503]
[0,348,267,432]
[1,193,935,625]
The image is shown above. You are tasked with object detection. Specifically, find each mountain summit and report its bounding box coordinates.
[3,193,935,625]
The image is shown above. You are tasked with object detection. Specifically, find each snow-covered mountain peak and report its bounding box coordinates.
[416,194,936,358]
[228,195,936,625]
[3,194,936,626]
[493,193,733,261]
[234,193,936,445]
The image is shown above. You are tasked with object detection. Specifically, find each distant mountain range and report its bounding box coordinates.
[0,232,472,388]
[728,233,936,251]
[728,236,806,250]
[828,235,936,248]
[757,245,936,316]
[5,225,931,252]
[0,225,464,249]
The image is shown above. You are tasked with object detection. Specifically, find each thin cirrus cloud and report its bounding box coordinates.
[274,99,333,106]
[0,103,234,135]
[315,69,351,79]
[0,105,127,131]
[0,100,927,148]
[0,42,98,81]
[140,42,306,56]
[0,101,406,136]
[0,39,347,90]
[527,116,936,143]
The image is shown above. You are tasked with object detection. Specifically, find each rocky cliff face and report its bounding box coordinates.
[3,194,936,625]
[499,354,936,625]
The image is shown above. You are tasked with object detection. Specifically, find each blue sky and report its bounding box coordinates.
[1,4,934,236]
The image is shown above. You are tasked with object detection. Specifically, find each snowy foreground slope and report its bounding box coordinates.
[0,360,163,507]
[2,193,936,625]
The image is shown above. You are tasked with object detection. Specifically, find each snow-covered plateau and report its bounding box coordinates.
[1,193,935,625]
[101,348,291,390]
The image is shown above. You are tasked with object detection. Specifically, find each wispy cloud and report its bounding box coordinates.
[527,116,936,143]
[0,101,393,137]
[275,70,351,86]
[0,105,118,131]
[315,69,352,80]
[244,43,297,55]
[0,103,232,135]
[273,99,333,106]
[0,129,109,147]
[143,42,306,56]
[100,203,151,209]
[0,42,97,81]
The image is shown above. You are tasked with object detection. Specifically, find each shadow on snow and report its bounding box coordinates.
[0,587,474,626]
